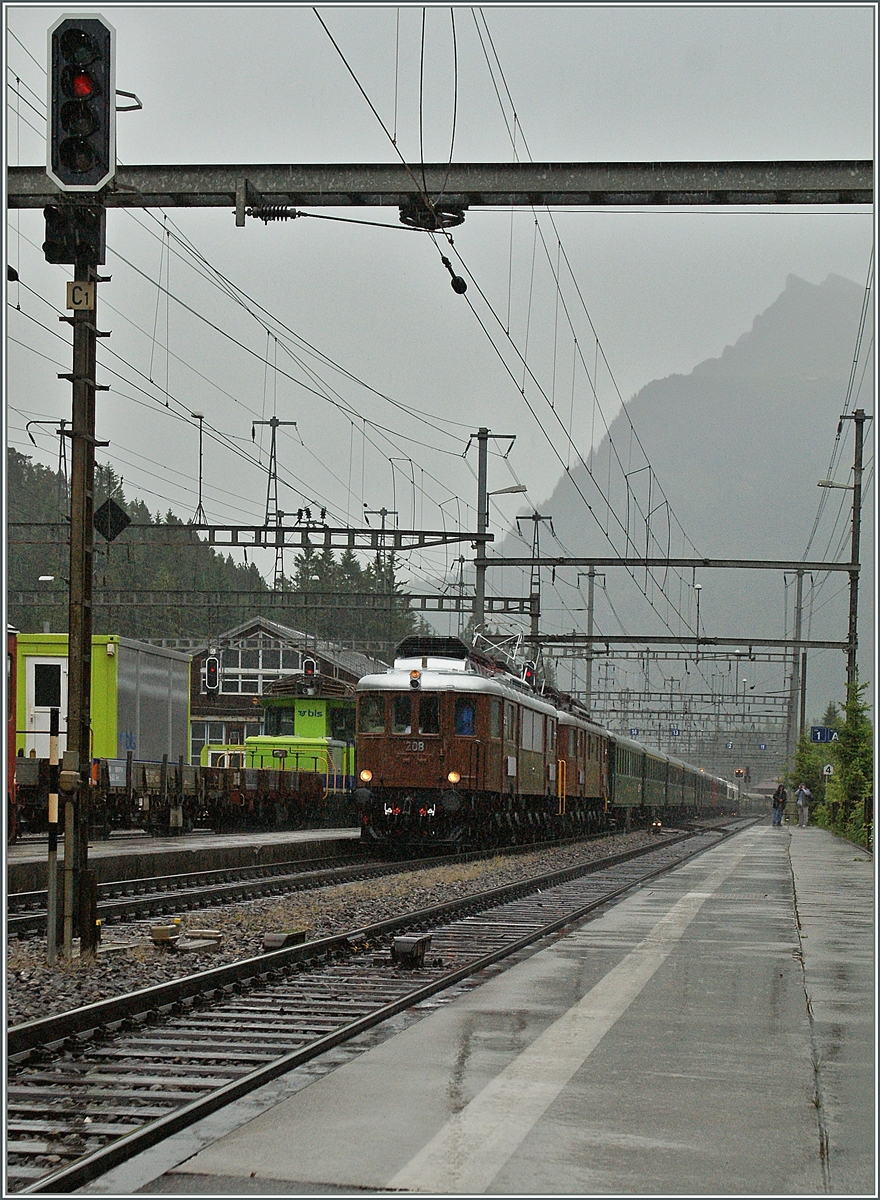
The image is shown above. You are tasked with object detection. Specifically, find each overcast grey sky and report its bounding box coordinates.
[4,4,875,611]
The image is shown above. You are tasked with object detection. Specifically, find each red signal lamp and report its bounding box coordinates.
[61,64,97,99]
[72,71,95,98]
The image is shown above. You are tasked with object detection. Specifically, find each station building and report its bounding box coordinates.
[143,617,383,764]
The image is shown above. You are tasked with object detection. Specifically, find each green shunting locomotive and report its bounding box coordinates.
[203,665,356,797]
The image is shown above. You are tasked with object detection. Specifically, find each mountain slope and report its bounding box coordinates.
[519,272,874,715]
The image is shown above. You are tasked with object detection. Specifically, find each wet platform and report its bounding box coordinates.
[81,822,874,1197]
[6,828,362,894]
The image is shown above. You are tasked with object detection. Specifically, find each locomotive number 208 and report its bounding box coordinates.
[404,740,425,752]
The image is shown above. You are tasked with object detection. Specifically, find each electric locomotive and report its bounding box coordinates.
[354,636,609,847]
[354,636,738,849]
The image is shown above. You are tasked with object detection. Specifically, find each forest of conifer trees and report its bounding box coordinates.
[6,449,423,648]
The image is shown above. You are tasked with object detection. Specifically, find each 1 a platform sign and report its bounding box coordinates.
[810,726,839,743]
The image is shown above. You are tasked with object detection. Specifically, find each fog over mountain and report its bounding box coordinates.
[500,273,874,725]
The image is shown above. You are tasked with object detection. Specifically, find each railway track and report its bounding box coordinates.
[7,851,373,937]
[7,819,752,1194]
[6,828,659,937]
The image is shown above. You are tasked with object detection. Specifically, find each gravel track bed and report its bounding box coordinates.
[6,830,662,1027]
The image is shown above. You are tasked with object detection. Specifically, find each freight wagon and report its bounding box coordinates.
[13,633,191,762]
[11,634,190,837]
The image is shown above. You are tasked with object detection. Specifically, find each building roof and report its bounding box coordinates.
[190,615,386,681]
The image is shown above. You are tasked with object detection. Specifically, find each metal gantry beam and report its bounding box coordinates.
[8,160,872,211]
[189,524,491,552]
[486,557,858,572]
[527,634,849,650]
[7,522,491,552]
[12,590,530,614]
[548,649,791,663]
[587,690,791,707]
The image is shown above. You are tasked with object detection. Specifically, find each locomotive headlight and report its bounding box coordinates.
[447,770,460,784]
[359,769,373,783]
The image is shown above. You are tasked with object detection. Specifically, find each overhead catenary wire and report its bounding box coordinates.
[8,267,484,598]
[126,187,474,429]
[309,7,701,648]
[438,243,697,644]
[109,211,496,544]
[470,8,703,562]
[10,18,869,672]
[801,248,874,563]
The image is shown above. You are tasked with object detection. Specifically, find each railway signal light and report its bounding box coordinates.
[42,204,106,264]
[48,15,116,192]
[302,658,317,679]
[205,656,220,691]
[522,662,536,686]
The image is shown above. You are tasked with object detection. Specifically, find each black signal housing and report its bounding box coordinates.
[48,15,116,192]
[205,656,220,692]
[42,204,106,265]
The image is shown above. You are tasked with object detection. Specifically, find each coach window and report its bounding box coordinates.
[392,694,413,734]
[524,711,537,750]
[418,694,440,734]
[358,695,385,734]
[489,697,502,739]
[548,718,556,753]
[454,697,475,736]
[504,701,517,743]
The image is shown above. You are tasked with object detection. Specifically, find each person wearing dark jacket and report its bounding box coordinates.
[771,783,787,827]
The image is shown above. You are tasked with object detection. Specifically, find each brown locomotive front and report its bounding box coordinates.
[354,641,578,847]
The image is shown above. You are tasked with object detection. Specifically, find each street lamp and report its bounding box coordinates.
[486,482,527,525]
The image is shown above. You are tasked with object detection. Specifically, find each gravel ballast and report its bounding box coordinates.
[6,830,669,1028]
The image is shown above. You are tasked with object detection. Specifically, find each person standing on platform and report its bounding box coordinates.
[795,782,812,827]
[771,783,787,827]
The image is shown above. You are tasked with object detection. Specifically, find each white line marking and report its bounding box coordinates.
[389,836,756,1193]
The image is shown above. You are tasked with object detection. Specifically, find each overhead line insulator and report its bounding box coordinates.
[247,206,300,222]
